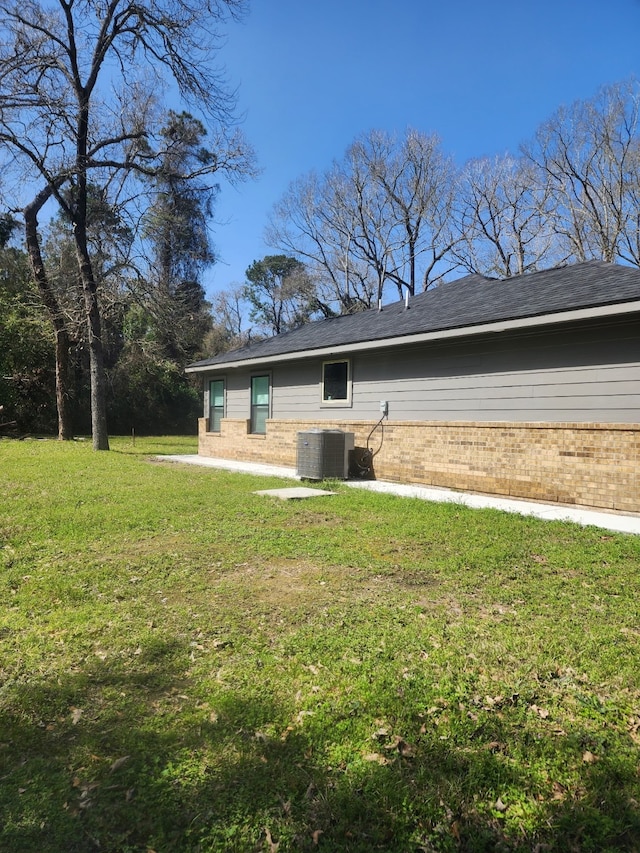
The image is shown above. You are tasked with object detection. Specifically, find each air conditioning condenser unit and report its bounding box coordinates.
[296,429,354,480]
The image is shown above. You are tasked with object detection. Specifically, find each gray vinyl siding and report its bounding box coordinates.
[352,322,639,422]
[204,317,640,424]
[225,370,256,419]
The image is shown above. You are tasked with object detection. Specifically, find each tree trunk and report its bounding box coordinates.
[408,234,416,296]
[24,192,75,440]
[53,330,74,440]
[75,97,109,451]
[74,227,110,451]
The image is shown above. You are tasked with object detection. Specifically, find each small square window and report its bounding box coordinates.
[322,360,351,405]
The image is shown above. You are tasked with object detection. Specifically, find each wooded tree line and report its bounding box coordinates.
[0,171,222,438]
[227,79,640,337]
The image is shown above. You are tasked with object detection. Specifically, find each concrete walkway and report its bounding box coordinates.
[160,454,640,536]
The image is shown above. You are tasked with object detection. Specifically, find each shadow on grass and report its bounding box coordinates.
[1,640,639,852]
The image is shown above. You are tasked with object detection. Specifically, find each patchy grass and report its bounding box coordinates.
[1,435,640,852]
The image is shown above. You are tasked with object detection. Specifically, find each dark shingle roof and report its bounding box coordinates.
[189,261,640,369]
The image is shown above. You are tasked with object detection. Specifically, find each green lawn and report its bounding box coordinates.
[1,436,640,852]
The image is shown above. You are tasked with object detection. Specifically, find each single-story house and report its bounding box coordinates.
[186,261,640,513]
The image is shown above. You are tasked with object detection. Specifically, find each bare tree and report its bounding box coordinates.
[267,128,457,311]
[525,80,640,267]
[349,129,458,294]
[621,144,640,267]
[452,154,562,277]
[204,284,250,353]
[339,145,401,304]
[0,0,252,448]
[267,170,378,313]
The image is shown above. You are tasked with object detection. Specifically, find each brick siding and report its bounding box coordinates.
[198,418,640,513]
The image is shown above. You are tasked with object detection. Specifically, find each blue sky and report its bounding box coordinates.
[205,0,640,296]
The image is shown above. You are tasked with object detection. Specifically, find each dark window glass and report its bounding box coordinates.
[323,361,348,401]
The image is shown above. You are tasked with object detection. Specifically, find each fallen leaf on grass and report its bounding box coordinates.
[399,739,416,757]
[529,704,550,719]
[494,797,508,813]
[552,781,567,800]
[363,752,391,765]
[582,750,598,764]
[382,736,416,757]
[294,709,314,725]
[312,829,323,845]
[71,708,83,725]
[279,798,291,815]
[264,826,279,852]
[372,726,390,740]
[110,756,130,773]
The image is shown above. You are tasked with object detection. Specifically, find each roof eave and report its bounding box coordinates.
[185,299,640,374]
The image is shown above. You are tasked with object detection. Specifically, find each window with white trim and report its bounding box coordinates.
[250,374,270,434]
[322,359,351,405]
[208,379,225,432]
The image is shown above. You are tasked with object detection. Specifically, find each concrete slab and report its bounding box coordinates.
[346,480,640,536]
[254,487,337,500]
[160,454,301,480]
[157,455,640,535]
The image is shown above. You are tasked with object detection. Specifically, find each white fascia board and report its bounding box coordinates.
[186,300,640,374]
